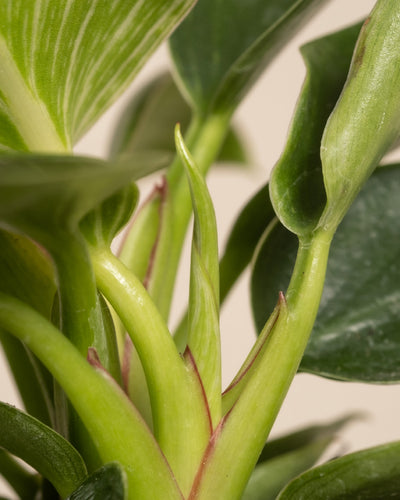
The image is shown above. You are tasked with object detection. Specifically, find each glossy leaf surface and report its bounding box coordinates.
[270,23,361,236]
[109,72,248,164]
[0,402,87,498]
[0,0,197,152]
[67,463,125,500]
[170,0,329,115]
[277,441,400,499]
[252,165,400,382]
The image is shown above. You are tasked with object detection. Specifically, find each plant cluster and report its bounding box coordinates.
[0,0,400,499]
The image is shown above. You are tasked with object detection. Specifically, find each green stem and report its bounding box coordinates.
[91,247,212,496]
[192,229,333,500]
[0,293,183,500]
[123,111,231,323]
[49,233,120,469]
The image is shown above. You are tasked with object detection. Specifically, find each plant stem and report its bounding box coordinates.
[0,292,183,500]
[124,110,231,322]
[91,247,212,495]
[192,229,333,500]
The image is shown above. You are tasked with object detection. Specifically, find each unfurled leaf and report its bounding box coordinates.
[277,441,400,499]
[252,165,400,383]
[243,415,358,500]
[270,23,361,236]
[0,0,197,152]
[175,125,221,427]
[67,463,125,500]
[0,402,87,498]
[0,153,169,246]
[109,72,249,164]
[170,0,330,115]
[319,0,400,232]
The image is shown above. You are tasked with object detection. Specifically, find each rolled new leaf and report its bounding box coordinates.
[175,125,221,428]
[319,0,400,232]
[269,23,361,236]
[0,402,87,498]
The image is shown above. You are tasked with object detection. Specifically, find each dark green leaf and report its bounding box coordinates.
[243,414,357,500]
[0,448,39,500]
[220,184,274,303]
[252,165,400,382]
[277,441,400,499]
[0,402,87,498]
[109,72,249,164]
[0,0,197,152]
[243,439,331,500]
[270,23,361,236]
[67,463,125,500]
[170,0,330,116]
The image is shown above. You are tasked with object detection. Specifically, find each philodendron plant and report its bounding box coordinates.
[1,0,400,498]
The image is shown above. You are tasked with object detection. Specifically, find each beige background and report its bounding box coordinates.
[2,0,399,496]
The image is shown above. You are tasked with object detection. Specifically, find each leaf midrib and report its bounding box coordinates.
[0,34,68,153]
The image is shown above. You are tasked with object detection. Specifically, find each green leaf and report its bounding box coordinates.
[67,463,125,500]
[243,440,330,500]
[270,23,361,236]
[219,184,274,303]
[277,441,400,499]
[0,153,169,246]
[252,165,400,382]
[243,415,358,500]
[175,125,221,427]
[0,402,87,498]
[0,449,39,500]
[109,72,249,165]
[80,184,139,249]
[0,230,55,425]
[169,0,330,116]
[0,0,197,152]
[319,0,400,232]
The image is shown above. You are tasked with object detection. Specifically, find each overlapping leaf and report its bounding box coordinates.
[0,152,169,247]
[109,72,248,164]
[269,23,361,236]
[252,165,400,382]
[0,0,197,152]
[170,0,330,115]
[277,441,400,499]
[67,463,125,500]
[0,402,87,498]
